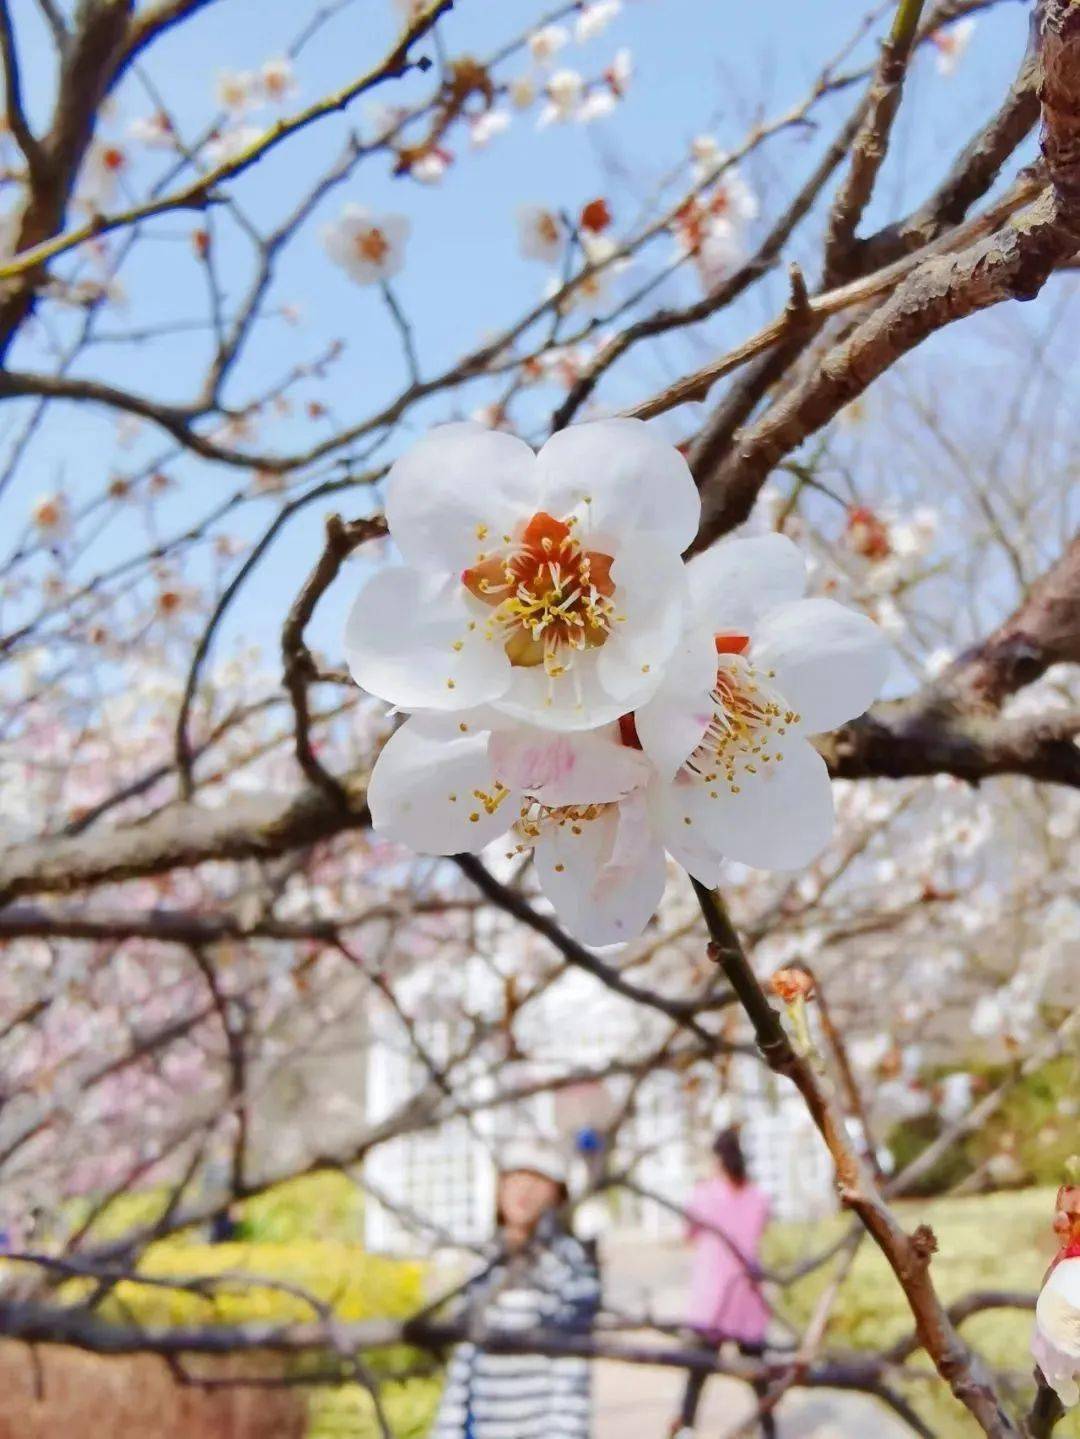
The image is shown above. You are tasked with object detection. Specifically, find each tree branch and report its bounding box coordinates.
[692,881,1022,1437]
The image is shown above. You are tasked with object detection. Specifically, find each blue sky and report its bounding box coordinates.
[2,0,1053,675]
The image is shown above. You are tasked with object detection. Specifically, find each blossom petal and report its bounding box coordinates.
[657,737,834,873]
[535,418,700,552]
[752,597,891,733]
[345,566,510,711]
[687,534,807,634]
[386,423,538,573]
[1033,1261,1080,1406]
[633,624,718,778]
[533,796,667,945]
[489,722,650,806]
[494,650,629,731]
[595,540,686,701]
[367,714,515,854]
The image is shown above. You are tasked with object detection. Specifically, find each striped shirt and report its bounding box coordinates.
[431,1221,600,1439]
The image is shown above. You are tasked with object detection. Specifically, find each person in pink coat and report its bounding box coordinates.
[670,1127,774,1438]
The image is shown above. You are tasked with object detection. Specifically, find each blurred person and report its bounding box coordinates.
[432,1136,599,1439]
[669,1126,774,1438]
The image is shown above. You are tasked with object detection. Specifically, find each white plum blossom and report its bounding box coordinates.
[578,88,617,124]
[709,166,759,226]
[78,141,128,208]
[31,492,71,536]
[1033,1256,1080,1406]
[366,712,661,945]
[539,69,585,126]
[204,125,265,167]
[691,134,724,181]
[345,419,700,731]
[607,48,633,96]
[579,50,633,121]
[694,222,743,290]
[628,533,891,876]
[509,75,538,109]
[576,0,622,42]
[553,232,627,314]
[529,24,570,63]
[932,17,975,75]
[673,170,757,289]
[518,204,564,263]
[260,57,298,103]
[128,112,176,149]
[322,204,410,284]
[215,68,258,114]
[410,149,451,183]
[470,109,511,147]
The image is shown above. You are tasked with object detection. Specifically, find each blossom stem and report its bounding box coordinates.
[1028,1372,1066,1439]
[690,874,1024,1437]
[690,878,794,1072]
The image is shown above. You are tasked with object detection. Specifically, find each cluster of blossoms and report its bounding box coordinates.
[345,421,890,945]
[517,197,625,313]
[374,2,632,183]
[673,146,759,292]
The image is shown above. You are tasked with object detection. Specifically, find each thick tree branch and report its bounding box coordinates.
[685,2,1080,550]
[0,777,370,907]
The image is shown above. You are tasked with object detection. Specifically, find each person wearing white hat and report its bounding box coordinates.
[430,1135,600,1439]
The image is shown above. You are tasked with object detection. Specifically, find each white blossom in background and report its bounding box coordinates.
[579,49,633,120]
[409,148,451,183]
[694,222,743,290]
[605,48,633,98]
[204,125,265,167]
[509,75,538,109]
[322,204,410,284]
[576,0,622,42]
[629,533,891,874]
[215,68,258,114]
[78,141,128,208]
[128,111,176,149]
[538,68,585,126]
[931,17,976,75]
[553,232,627,314]
[470,108,511,148]
[518,204,564,264]
[529,24,570,63]
[260,57,298,104]
[31,492,71,537]
[691,133,724,181]
[346,419,700,730]
[673,168,757,290]
[710,166,759,226]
